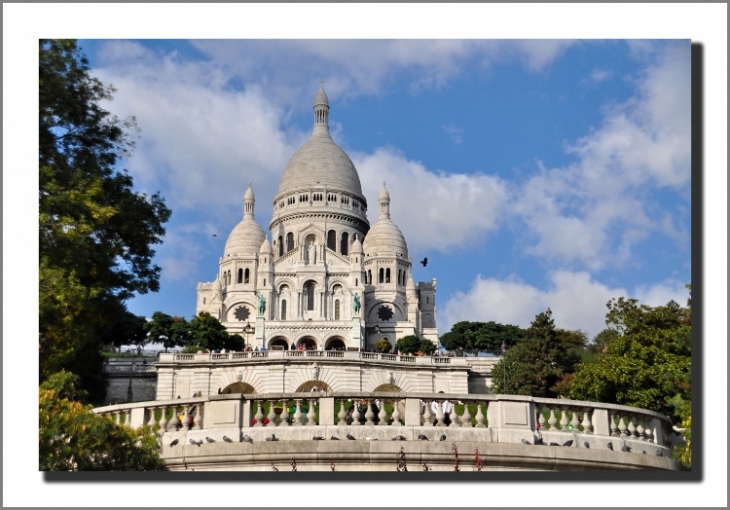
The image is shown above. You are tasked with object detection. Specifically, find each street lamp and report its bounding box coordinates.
[500,341,507,393]
[243,322,254,349]
[127,362,135,402]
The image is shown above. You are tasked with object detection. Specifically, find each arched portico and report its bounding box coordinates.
[324,336,347,351]
[268,336,290,350]
[296,336,318,350]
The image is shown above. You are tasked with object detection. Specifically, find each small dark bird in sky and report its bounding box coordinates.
[265,434,278,442]
[242,435,254,444]
[439,434,447,442]
[313,436,325,441]
[607,442,614,451]
[330,436,340,440]
[549,442,560,447]
[563,440,573,447]
[392,435,407,441]
[583,441,590,449]
[421,257,428,267]
[418,434,429,441]
[189,439,202,447]
[169,439,179,447]
[212,234,217,237]
[621,444,632,453]
[346,433,356,440]
[521,439,532,445]
[222,436,233,443]
[205,437,215,443]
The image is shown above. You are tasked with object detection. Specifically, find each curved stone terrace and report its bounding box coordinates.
[93,392,680,471]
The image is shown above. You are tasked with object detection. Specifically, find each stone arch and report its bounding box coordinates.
[226,302,254,323]
[222,382,256,394]
[373,383,403,392]
[324,336,347,350]
[327,229,337,251]
[303,279,317,311]
[268,336,290,350]
[295,335,318,350]
[295,380,331,392]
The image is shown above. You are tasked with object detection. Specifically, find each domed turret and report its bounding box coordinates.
[363,183,408,258]
[259,236,273,255]
[351,236,363,255]
[224,183,266,258]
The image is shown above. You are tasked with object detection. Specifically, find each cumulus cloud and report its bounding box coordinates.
[512,41,690,269]
[353,147,509,253]
[441,271,689,338]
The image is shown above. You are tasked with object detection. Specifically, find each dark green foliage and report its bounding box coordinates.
[439,321,525,354]
[569,297,691,424]
[491,312,579,398]
[39,371,165,471]
[419,339,437,355]
[103,310,148,351]
[39,39,170,400]
[187,312,231,351]
[373,338,392,353]
[395,335,422,354]
[145,312,190,351]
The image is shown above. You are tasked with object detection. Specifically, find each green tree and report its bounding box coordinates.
[187,312,231,351]
[569,297,691,424]
[419,339,437,355]
[373,338,392,353]
[440,321,525,354]
[39,371,165,471]
[39,39,170,400]
[102,310,148,352]
[396,335,422,354]
[145,312,190,352]
[491,311,578,397]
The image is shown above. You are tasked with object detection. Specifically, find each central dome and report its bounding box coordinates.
[276,85,364,199]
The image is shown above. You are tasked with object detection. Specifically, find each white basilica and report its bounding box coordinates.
[196,86,437,351]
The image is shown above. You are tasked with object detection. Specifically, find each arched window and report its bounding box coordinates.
[386,268,391,283]
[278,236,283,257]
[327,230,336,251]
[334,300,340,320]
[398,269,401,285]
[379,268,384,284]
[281,300,287,320]
[203,297,206,304]
[355,278,358,286]
[305,282,315,311]
[368,270,372,285]
[286,232,294,252]
[237,268,243,284]
[340,232,349,256]
[244,268,250,284]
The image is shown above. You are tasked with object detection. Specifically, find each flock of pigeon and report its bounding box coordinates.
[170,434,661,456]
[170,433,450,446]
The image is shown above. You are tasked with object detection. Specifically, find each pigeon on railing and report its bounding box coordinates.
[169,439,179,447]
[346,433,356,440]
[549,442,560,447]
[313,436,325,441]
[563,440,573,447]
[392,435,407,441]
[655,450,663,457]
[222,436,233,443]
[265,434,279,442]
[521,439,532,445]
[242,435,254,444]
[418,434,429,441]
[205,437,215,443]
[189,439,203,447]
[621,444,632,453]
[439,434,447,442]
[330,436,340,440]
[583,441,590,449]
[607,442,614,451]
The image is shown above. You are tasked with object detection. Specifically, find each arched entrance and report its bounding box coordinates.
[295,380,331,392]
[373,383,403,392]
[268,336,290,350]
[296,336,317,350]
[325,337,347,351]
[221,382,256,394]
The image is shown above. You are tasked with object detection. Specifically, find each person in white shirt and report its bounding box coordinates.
[431,391,452,425]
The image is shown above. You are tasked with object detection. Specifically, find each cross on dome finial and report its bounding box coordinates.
[319,77,325,87]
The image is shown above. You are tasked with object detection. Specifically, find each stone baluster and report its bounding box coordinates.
[474,402,486,428]
[644,420,655,443]
[547,406,558,430]
[627,415,637,439]
[391,400,402,426]
[337,399,348,425]
[364,399,375,425]
[435,401,446,427]
[147,407,157,429]
[253,401,265,427]
[449,402,460,427]
[351,400,362,426]
[461,401,472,428]
[192,404,203,430]
[124,409,132,426]
[168,405,181,430]
[293,400,303,426]
[306,399,316,426]
[609,411,620,436]
[618,414,628,436]
[538,405,546,431]
[181,405,191,430]
[635,417,645,441]
[267,400,277,427]
[570,408,581,432]
[581,408,593,434]
[559,406,569,431]
[377,400,388,425]
[280,400,290,427]
[422,400,433,426]
[158,406,168,432]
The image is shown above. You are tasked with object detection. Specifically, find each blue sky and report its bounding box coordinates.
[77,39,692,340]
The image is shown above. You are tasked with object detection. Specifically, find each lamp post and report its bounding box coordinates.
[500,341,507,393]
[126,362,135,402]
[243,322,254,349]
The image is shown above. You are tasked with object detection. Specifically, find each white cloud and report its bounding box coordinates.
[589,69,611,82]
[512,42,690,269]
[441,271,689,338]
[353,147,509,253]
[441,125,463,144]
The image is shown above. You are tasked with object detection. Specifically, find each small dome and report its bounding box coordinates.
[362,217,408,258]
[223,217,266,259]
[351,236,363,254]
[314,86,329,107]
[244,182,255,201]
[379,183,390,202]
[259,236,273,254]
[213,276,222,290]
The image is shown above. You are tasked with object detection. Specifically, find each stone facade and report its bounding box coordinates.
[197,86,437,351]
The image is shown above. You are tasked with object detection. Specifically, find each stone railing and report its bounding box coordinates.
[103,363,157,374]
[159,351,498,372]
